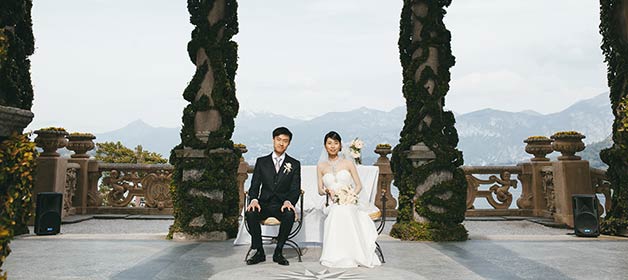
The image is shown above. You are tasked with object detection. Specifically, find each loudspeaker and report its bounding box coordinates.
[572,194,600,237]
[34,192,62,235]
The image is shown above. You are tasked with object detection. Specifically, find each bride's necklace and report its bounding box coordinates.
[328,156,340,174]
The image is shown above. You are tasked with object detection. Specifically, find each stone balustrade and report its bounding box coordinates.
[463,165,531,216]
[90,163,174,213]
[32,130,175,216]
[32,129,614,228]
[58,161,175,216]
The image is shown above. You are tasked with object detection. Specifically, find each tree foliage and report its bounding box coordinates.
[0,133,36,279]
[95,141,166,164]
[0,0,34,109]
[599,0,628,235]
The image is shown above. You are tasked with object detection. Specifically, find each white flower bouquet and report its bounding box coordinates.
[349,138,364,165]
[333,185,359,205]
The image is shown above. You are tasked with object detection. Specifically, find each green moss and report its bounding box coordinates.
[0,0,35,110]
[390,221,468,242]
[599,0,628,235]
[390,0,467,240]
[169,0,241,238]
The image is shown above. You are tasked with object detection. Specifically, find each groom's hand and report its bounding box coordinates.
[325,189,335,199]
[247,199,261,212]
[281,201,295,212]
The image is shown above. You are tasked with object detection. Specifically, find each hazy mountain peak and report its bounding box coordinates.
[96,94,613,168]
[119,119,153,130]
[557,92,610,115]
[518,110,542,116]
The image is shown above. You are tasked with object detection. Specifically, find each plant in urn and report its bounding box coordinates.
[524,136,553,161]
[67,132,96,158]
[550,131,586,160]
[34,127,68,157]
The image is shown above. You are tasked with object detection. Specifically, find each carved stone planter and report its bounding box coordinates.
[0,104,34,137]
[67,133,96,158]
[550,132,586,161]
[524,136,553,161]
[34,129,69,157]
[234,144,247,161]
[374,145,392,164]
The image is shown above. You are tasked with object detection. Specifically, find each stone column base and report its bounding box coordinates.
[171,231,228,241]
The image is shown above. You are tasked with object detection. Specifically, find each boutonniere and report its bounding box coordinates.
[283,162,292,174]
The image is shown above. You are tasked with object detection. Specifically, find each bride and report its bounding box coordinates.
[317,131,381,268]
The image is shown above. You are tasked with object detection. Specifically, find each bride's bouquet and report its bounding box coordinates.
[333,185,359,205]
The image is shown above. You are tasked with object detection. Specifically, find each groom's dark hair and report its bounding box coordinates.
[273,127,293,141]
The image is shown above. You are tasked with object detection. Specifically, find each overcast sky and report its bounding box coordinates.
[26,0,607,133]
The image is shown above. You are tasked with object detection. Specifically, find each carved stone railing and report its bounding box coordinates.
[540,166,556,217]
[32,130,613,225]
[463,165,533,216]
[63,162,80,217]
[590,167,612,215]
[85,163,174,214]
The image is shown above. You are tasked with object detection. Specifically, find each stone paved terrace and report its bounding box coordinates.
[4,217,628,280]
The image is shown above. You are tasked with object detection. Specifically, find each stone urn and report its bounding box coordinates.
[67,133,96,158]
[524,136,553,161]
[234,144,247,161]
[550,131,586,160]
[374,144,392,165]
[34,128,69,157]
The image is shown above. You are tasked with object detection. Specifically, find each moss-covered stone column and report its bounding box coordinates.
[169,0,241,241]
[390,0,468,241]
[0,1,35,278]
[599,0,628,235]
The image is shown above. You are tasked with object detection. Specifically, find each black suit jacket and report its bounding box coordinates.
[248,153,301,206]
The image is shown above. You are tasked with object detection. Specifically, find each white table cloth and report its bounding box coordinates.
[233,165,380,246]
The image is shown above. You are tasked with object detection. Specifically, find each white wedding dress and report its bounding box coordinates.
[319,169,381,268]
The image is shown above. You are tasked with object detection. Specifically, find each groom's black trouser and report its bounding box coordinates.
[245,203,295,254]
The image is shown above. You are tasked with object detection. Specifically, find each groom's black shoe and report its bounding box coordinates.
[273,253,289,266]
[246,250,266,265]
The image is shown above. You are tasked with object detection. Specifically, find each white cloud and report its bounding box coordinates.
[26,0,608,133]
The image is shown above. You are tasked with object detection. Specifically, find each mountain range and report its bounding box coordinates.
[94,93,614,168]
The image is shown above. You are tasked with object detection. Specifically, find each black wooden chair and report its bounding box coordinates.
[243,190,305,262]
[325,189,387,263]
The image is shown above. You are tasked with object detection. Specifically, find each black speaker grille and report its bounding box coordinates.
[40,211,61,234]
[35,192,63,235]
[575,213,597,234]
[572,194,600,237]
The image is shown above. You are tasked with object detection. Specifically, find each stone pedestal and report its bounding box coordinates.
[374,146,397,216]
[31,157,67,224]
[551,160,592,227]
[85,160,103,208]
[171,148,234,241]
[517,161,554,216]
[33,157,67,195]
[66,134,95,214]
[69,158,90,214]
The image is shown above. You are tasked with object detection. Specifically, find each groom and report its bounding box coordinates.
[246,127,301,266]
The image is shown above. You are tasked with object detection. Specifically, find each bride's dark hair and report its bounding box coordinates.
[324,131,342,151]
